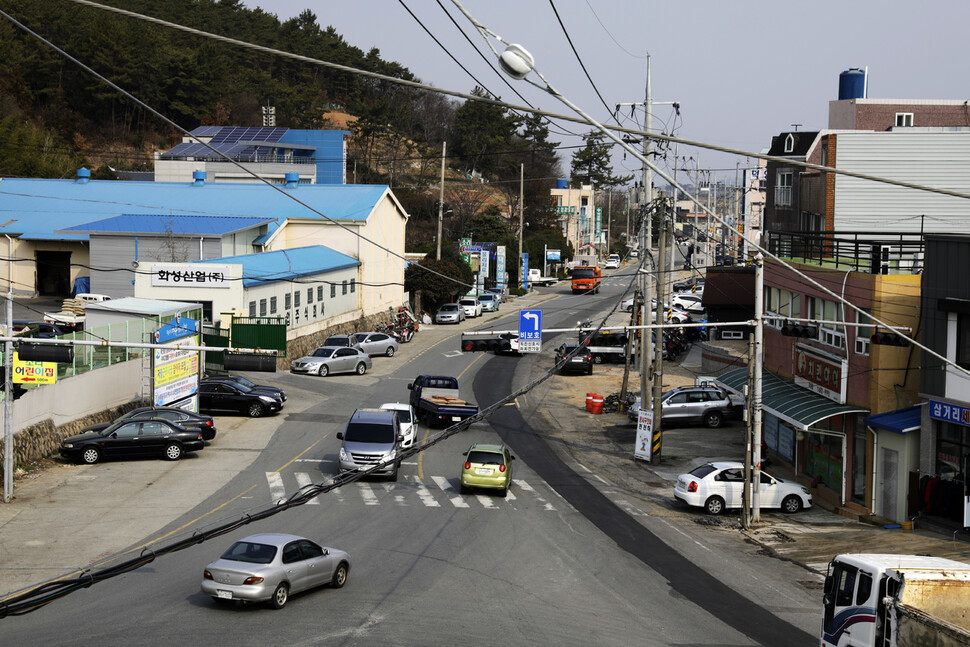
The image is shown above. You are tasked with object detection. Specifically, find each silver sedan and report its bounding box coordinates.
[352,332,400,357]
[290,346,372,376]
[201,533,350,609]
[435,303,465,324]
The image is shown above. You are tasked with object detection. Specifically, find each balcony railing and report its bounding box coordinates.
[765,230,924,274]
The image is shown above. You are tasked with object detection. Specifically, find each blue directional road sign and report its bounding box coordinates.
[518,309,542,353]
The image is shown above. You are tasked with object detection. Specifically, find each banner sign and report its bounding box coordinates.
[794,343,847,404]
[152,264,231,288]
[496,246,507,291]
[635,410,654,461]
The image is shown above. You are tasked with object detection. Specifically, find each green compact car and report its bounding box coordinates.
[460,443,515,497]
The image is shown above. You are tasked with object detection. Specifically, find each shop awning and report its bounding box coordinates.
[864,405,923,434]
[717,367,869,432]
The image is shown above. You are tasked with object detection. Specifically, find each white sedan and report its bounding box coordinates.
[673,461,812,515]
[458,297,483,318]
[379,402,416,448]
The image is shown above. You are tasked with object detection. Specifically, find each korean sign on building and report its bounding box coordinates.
[794,343,848,404]
[152,263,232,288]
[929,400,970,427]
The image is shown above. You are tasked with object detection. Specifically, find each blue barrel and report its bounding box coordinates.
[556,178,568,189]
[838,69,866,100]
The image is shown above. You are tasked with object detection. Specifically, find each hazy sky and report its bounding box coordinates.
[249,0,970,185]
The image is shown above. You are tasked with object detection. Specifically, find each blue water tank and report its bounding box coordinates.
[838,68,866,100]
[556,178,568,189]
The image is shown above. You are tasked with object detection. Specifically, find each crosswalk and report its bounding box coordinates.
[264,471,561,510]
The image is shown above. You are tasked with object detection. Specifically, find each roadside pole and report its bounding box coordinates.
[437,141,445,261]
[743,333,755,529]
[651,216,669,464]
[752,253,765,521]
[3,233,12,503]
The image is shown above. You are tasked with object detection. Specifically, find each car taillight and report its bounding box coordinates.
[203,570,213,580]
[206,420,213,427]
[242,576,264,585]
[586,354,592,361]
[464,461,471,469]
[198,434,203,440]
[687,481,698,493]
[499,464,506,472]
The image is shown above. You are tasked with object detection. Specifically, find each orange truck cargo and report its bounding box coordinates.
[571,266,602,294]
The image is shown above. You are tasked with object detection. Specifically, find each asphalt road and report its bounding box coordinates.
[0,270,817,646]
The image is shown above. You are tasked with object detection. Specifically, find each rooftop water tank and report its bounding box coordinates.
[838,68,866,100]
[556,179,568,189]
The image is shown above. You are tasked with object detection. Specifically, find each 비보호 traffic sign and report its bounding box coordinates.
[518,309,542,353]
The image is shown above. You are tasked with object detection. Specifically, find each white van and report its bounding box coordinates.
[74,293,111,303]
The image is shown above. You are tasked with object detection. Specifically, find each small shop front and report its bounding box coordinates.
[918,399,970,527]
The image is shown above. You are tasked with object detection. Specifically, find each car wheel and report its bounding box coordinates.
[247,402,265,418]
[331,562,349,588]
[318,365,329,377]
[389,465,399,482]
[355,362,367,375]
[269,583,289,609]
[163,442,183,461]
[704,411,723,428]
[593,355,603,364]
[385,346,395,357]
[499,485,508,498]
[782,494,803,514]
[80,446,100,464]
[704,495,726,515]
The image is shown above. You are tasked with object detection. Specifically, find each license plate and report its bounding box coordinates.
[216,590,233,600]
[476,468,493,475]
[571,358,584,362]
[451,416,461,422]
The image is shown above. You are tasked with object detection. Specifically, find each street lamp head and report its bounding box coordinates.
[499,43,535,80]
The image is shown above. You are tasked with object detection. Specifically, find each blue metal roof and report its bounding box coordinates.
[0,177,389,241]
[864,405,923,434]
[58,214,273,236]
[193,245,360,287]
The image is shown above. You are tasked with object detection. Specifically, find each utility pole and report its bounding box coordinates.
[651,215,669,464]
[518,163,524,289]
[752,253,765,521]
[3,235,12,503]
[436,141,446,261]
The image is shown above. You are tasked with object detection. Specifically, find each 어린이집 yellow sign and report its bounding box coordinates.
[13,352,57,385]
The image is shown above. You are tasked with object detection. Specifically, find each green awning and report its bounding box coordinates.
[717,367,868,432]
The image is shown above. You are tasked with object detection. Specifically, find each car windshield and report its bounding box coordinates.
[440,305,457,312]
[572,268,597,279]
[345,422,395,443]
[467,450,504,465]
[689,464,719,478]
[221,541,277,564]
[392,409,412,423]
[310,348,336,358]
[353,333,369,343]
[233,376,256,388]
[459,299,475,305]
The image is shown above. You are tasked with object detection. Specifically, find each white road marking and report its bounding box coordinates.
[382,483,407,505]
[266,471,286,504]
[408,475,440,507]
[294,472,319,505]
[514,479,556,511]
[476,494,498,508]
[431,475,469,508]
[357,482,380,506]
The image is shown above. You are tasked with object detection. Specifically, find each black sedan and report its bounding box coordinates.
[201,375,286,405]
[81,406,217,441]
[198,381,283,418]
[556,343,593,375]
[60,419,205,464]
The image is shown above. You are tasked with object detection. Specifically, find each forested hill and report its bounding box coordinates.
[0,0,423,177]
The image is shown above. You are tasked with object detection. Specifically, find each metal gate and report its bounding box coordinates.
[202,325,230,373]
[230,316,287,357]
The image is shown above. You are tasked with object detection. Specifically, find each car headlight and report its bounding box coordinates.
[385,449,397,462]
[259,395,275,403]
[339,447,348,461]
[801,487,810,495]
[62,443,73,449]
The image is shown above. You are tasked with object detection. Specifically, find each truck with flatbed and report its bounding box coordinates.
[407,375,479,427]
[821,553,970,647]
[527,268,557,287]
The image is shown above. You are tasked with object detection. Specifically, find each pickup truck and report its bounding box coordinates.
[527,268,557,287]
[407,375,479,428]
[43,311,84,332]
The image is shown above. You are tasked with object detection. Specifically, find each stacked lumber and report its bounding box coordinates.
[427,395,468,405]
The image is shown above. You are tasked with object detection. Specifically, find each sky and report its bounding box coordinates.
[248,0,970,187]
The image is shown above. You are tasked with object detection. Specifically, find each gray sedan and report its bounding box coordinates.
[352,332,399,357]
[201,533,350,609]
[290,346,372,376]
[435,303,465,324]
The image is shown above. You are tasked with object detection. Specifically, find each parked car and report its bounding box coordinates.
[460,443,515,497]
[322,335,361,349]
[672,276,706,293]
[621,296,638,312]
[629,249,639,258]
[628,386,742,428]
[352,332,399,357]
[13,321,67,338]
[198,381,283,418]
[435,303,465,324]
[201,533,350,609]
[201,375,287,406]
[290,346,372,377]
[670,292,706,314]
[60,419,205,464]
[673,461,812,515]
[604,254,621,270]
[379,402,416,448]
[336,408,404,480]
[556,343,593,375]
[486,287,508,303]
[80,406,217,441]
[458,296,482,318]
[478,293,500,312]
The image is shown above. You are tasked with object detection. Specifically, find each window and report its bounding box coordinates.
[294,291,301,308]
[331,283,336,298]
[248,301,256,317]
[270,296,277,314]
[895,112,913,127]
[259,299,267,316]
[765,287,800,329]
[819,299,845,349]
[856,571,873,605]
[855,310,872,355]
[958,314,970,370]
[342,280,348,295]
[835,565,858,606]
[317,286,324,301]
[307,288,313,304]
[351,279,356,293]
[721,330,744,340]
[821,142,828,168]
[313,305,317,318]
[784,133,795,153]
[285,293,291,309]
[775,171,793,207]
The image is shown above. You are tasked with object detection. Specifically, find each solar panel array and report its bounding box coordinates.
[161,126,291,160]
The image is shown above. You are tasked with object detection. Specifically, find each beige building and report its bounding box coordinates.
[550,182,595,256]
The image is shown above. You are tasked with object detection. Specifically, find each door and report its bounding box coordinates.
[334,348,356,373]
[298,540,333,588]
[757,472,784,508]
[663,392,691,423]
[280,541,309,593]
[821,562,875,647]
[104,422,142,457]
[138,421,170,456]
[684,390,711,422]
[717,467,745,507]
[880,447,898,521]
[35,251,71,296]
